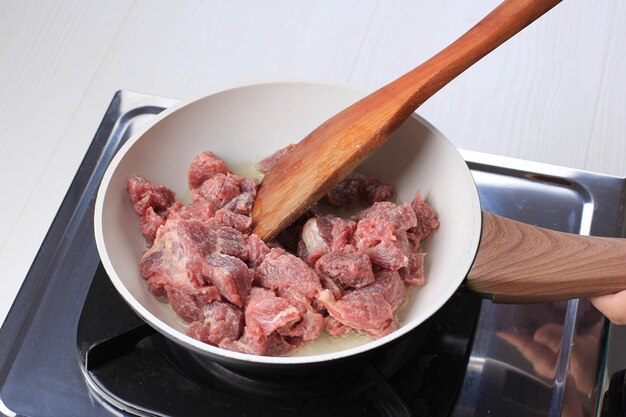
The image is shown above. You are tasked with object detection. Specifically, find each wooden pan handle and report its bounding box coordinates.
[467,212,626,303]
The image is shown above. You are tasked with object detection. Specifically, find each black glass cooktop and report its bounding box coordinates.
[78,263,481,417]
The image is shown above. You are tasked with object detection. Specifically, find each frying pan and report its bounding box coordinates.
[95,81,479,369]
[94,81,626,371]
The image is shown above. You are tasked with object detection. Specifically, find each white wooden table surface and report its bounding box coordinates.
[0,0,624,327]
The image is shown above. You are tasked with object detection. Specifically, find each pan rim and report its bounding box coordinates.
[94,79,483,366]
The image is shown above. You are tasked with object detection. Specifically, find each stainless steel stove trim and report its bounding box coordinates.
[549,298,578,417]
[460,148,626,238]
[75,91,180,417]
[0,90,179,417]
[454,149,626,417]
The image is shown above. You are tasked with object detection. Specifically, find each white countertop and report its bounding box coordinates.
[1,0,625,327]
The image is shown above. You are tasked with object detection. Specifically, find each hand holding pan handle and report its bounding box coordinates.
[467,212,626,306]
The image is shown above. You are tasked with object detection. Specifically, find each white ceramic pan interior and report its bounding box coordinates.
[94,81,482,366]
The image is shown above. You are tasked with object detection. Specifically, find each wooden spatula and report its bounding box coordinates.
[251,0,562,240]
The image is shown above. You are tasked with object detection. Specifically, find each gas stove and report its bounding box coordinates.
[1,91,626,417]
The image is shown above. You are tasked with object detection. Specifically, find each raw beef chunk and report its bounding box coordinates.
[163,285,207,322]
[219,322,266,355]
[356,202,417,232]
[315,251,375,289]
[399,252,426,286]
[324,177,396,208]
[366,239,409,270]
[325,317,352,337]
[353,202,420,271]
[220,288,303,356]
[169,200,215,222]
[247,234,271,269]
[194,286,222,305]
[278,310,325,341]
[353,217,396,252]
[139,207,167,244]
[409,192,440,240]
[265,333,305,356]
[276,288,325,341]
[361,178,396,206]
[317,289,397,338]
[138,219,222,318]
[213,209,252,233]
[205,222,249,259]
[187,301,244,345]
[360,270,406,311]
[300,216,333,263]
[330,217,356,252]
[324,178,363,208]
[127,174,176,217]
[317,273,345,300]
[203,254,253,308]
[299,215,356,264]
[255,252,322,299]
[188,151,229,189]
[222,192,256,216]
[139,219,214,292]
[127,175,177,243]
[239,177,260,195]
[245,287,301,336]
[257,144,297,174]
[191,173,241,206]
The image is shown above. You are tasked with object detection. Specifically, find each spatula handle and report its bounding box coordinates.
[467,212,626,303]
[252,0,562,241]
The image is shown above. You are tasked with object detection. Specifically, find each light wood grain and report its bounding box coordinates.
[251,0,563,240]
[468,212,626,303]
[585,1,626,175]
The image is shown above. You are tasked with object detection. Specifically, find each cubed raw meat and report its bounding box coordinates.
[409,193,440,240]
[191,173,241,206]
[245,287,300,336]
[188,151,229,190]
[203,254,253,308]
[187,301,244,346]
[127,174,177,217]
[213,209,252,233]
[317,289,397,338]
[247,234,271,269]
[324,177,396,208]
[356,202,417,232]
[139,207,166,245]
[360,270,406,311]
[315,251,375,288]
[366,239,409,270]
[353,217,396,252]
[300,217,333,264]
[255,252,322,299]
[265,333,305,356]
[219,322,266,356]
[399,252,427,286]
